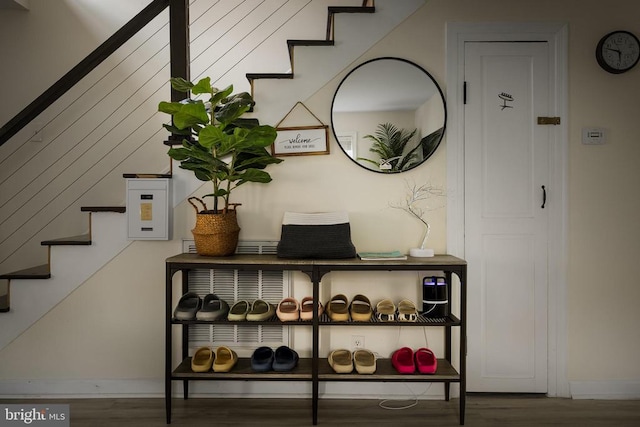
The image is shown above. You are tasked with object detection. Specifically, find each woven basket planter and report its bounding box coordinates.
[189,197,240,257]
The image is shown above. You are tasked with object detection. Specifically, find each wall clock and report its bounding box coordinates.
[596,30,640,74]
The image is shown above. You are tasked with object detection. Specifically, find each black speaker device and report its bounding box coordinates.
[422,276,448,318]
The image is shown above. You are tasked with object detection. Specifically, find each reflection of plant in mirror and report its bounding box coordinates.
[390,180,445,251]
[358,123,418,172]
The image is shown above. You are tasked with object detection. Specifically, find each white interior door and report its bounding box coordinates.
[464,42,551,392]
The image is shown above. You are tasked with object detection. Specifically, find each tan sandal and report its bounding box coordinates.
[213,346,237,372]
[397,299,418,322]
[349,294,373,322]
[375,299,396,321]
[353,349,376,374]
[328,349,353,373]
[326,294,349,322]
[191,347,213,372]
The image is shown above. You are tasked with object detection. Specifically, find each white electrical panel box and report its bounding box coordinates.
[126,178,171,240]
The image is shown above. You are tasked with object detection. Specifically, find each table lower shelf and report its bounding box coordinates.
[172,357,459,383]
[319,358,459,382]
[172,313,461,326]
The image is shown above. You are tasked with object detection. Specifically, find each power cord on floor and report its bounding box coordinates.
[378,322,435,410]
[378,383,433,410]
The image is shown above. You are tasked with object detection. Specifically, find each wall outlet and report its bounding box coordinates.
[352,335,365,349]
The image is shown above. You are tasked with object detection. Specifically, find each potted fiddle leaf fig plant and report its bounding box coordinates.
[159,76,283,256]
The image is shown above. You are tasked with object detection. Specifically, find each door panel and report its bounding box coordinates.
[465,42,549,392]
[482,234,535,379]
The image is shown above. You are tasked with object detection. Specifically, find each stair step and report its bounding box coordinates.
[247,4,375,91]
[327,6,375,39]
[287,40,334,66]
[328,6,375,14]
[122,173,172,179]
[41,234,91,246]
[246,73,294,83]
[81,206,126,213]
[287,39,334,48]
[0,264,51,280]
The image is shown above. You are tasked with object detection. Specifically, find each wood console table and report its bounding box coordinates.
[165,253,467,424]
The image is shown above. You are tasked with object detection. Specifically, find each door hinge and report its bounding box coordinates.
[537,116,561,125]
[463,81,467,104]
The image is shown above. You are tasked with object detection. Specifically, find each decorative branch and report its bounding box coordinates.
[390,180,445,249]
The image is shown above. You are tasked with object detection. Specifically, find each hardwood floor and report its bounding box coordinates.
[2,395,639,426]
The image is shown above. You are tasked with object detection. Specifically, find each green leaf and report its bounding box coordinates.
[173,103,209,129]
[158,101,184,115]
[237,168,272,184]
[198,125,226,149]
[215,93,253,125]
[245,125,277,148]
[236,151,282,171]
[169,77,194,92]
[167,147,191,161]
[162,123,192,136]
[178,163,211,181]
[210,85,234,106]
[193,169,212,182]
[191,77,212,96]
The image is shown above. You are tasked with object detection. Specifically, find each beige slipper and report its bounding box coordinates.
[349,294,373,322]
[326,294,349,322]
[213,346,237,372]
[227,300,250,321]
[328,349,353,373]
[246,299,275,321]
[353,349,376,374]
[375,299,396,321]
[397,299,418,322]
[191,347,213,373]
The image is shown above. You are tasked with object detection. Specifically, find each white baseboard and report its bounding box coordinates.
[0,379,451,400]
[570,380,640,399]
[8,379,638,400]
[0,379,164,399]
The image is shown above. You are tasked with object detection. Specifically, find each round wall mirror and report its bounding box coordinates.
[331,57,446,173]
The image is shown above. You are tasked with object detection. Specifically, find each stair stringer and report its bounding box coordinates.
[0,212,131,351]
[248,0,426,125]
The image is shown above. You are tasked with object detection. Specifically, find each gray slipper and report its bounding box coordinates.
[227,300,250,321]
[196,294,229,321]
[246,299,275,321]
[174,292,202,320]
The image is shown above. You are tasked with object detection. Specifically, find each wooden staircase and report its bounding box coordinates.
[245,3,376,94]
[0,0,426,357]
[0,206,126,313]
[0,0,422,312]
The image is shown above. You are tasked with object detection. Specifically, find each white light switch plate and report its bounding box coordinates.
[582,127,606,145]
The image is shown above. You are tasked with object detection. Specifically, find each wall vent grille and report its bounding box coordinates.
[182,240,289,351]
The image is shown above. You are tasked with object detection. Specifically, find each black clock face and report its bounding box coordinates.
[596,30,640,74]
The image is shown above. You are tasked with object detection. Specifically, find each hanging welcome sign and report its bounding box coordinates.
[273,126,329,156]
[272,102,330,156]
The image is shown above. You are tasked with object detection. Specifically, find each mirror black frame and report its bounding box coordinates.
[330,57,447,174]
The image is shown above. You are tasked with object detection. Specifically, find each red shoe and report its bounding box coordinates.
[391,347,415,374]
[415,348,437,374]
